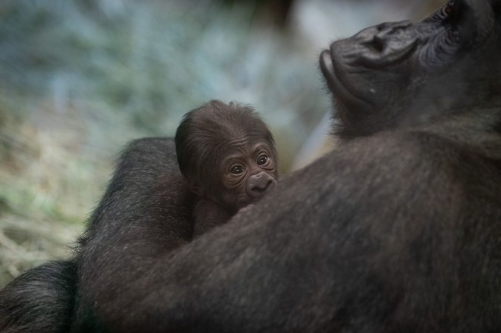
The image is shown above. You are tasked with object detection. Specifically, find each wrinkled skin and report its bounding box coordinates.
[217,139,277,213]
[321,0,501,138]
[2,1,501,332]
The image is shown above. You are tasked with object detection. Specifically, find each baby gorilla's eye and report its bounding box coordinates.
[257,154,269,165]
[230,165,244,175]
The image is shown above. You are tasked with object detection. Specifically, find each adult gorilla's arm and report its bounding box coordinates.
[72,138,195,330]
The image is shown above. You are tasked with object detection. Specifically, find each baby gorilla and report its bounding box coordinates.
[175,100,278,236]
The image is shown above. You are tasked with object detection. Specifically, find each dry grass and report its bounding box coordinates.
[0,106,112,288]
[0,214,80,286]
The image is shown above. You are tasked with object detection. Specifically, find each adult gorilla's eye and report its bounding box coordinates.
[443,1,455,16]
[437,1,456,20]
[257,154,269,165]
[230,165,244,175]
[436,0,462,43]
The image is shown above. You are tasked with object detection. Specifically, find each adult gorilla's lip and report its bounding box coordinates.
[320,50,336,91]
[320,50,372,108]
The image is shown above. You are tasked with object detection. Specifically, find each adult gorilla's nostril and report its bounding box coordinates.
[372,34,385,52]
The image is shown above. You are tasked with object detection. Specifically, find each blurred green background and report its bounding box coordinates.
[0,0,443,288]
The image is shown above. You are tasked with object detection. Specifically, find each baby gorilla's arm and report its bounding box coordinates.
[193,198,233,237]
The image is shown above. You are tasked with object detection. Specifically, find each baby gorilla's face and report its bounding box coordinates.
[212,139,277,214]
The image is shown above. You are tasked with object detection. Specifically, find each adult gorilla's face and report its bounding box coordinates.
[320,0,501,138]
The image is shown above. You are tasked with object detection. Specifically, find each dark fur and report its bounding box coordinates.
[2,0,501,332]
[191,198,232,237]
[0,261,75,333]
[70,138,195,331]
[71,122,501,333]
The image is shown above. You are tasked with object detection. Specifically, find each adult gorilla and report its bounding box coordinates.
[2,0,501,332]
[72,0,501,331]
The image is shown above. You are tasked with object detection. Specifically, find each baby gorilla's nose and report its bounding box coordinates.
[248,172,275,198]
[251,179,272,194]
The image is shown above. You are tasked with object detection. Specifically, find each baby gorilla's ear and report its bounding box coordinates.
[189,181,203,196]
